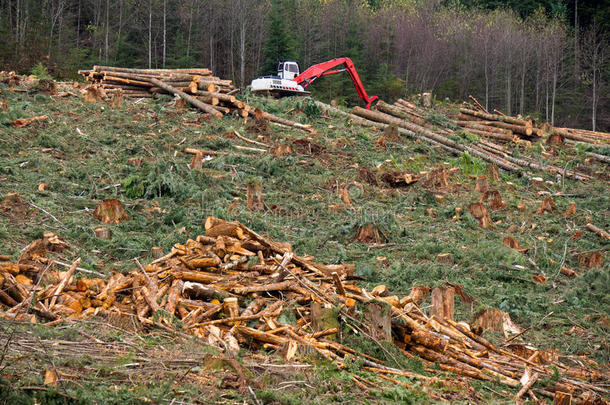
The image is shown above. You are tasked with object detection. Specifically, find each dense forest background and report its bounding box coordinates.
[0,0,608,130]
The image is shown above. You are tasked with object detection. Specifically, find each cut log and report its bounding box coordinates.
[93,66,212,76]
[377,100,453,135]
[190,90,237,104]
[455,121,513,135]
[223,297,240,321]
[194,96,219,106]
[49,258,81,308]
[252,108,312,133]
[183,281,232,300]
[234,280,294,294]
[460,108,532,127]
[585,223,610,240]
[102,75,154,88]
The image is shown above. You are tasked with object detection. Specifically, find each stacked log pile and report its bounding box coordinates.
[457,101,610,146]
[78,66,242,118]
[76,66,314,131]
[0,218,607,402]
[78,66,236,98]
[0,71,29,86]
[343,100,602,182]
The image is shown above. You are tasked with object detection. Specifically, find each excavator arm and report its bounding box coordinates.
[293,57,379,109]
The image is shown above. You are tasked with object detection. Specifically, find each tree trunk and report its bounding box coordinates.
[162,0,166,68]
[551,67,557,126]
[459,108,531,127]
[240,20,246,87]
[484,43,489,111]
[505,64,511,116]
[591,57,597,131]
[116,0,123,63]
[148,0,152,69]
[186,0,193,58]
[574,0,579,77]
[209,35,214,72]
[105,0,109,63]
[520,57,526,115]
[76,0,81,50]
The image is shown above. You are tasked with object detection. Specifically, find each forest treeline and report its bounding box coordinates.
[0,0,608,130]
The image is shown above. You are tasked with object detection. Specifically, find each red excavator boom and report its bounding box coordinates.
[293,57,379,109]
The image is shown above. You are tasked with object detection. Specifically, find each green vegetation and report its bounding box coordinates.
[0,85,608,403]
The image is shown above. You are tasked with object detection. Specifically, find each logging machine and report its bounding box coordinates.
[250,57,379,109]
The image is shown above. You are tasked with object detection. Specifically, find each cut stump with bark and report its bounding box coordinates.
[362,301,392,343]
[93,199,129,224]
[151,247,164,259]
[436,253,454,266]
[431,286,454,321]
[94,227,111,240]
[246,182,264,211]
[310,302,339,341]
[469,202,491,228]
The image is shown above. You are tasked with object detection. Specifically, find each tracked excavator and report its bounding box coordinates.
[250,57,379,109]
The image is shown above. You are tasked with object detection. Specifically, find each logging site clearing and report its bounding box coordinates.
[0,69,609,404]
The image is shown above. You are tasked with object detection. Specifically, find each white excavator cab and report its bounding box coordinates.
[278,61,300,80]
[251,60,308,96]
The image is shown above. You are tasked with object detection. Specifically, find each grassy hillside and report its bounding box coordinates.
[0,85,608,403]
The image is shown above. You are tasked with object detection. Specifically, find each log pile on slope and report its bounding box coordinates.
[346,100,596,182]
[79,66,236,98]
[76,66,313,131]
[78,66,240,118]
[0,218,607,402]
[457,100,610,146]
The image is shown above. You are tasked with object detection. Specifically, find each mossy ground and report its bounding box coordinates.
[0,85,608,403]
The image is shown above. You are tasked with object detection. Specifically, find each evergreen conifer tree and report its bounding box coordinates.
[262,0,297,74]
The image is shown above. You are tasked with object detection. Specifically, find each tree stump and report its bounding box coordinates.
[93,199,129,224]
[94,227,111,240]
[431,286,454,321]
[436,253,454,266]
[246,181,264,211]
[474,175,489,194]
[553,391,572,405]
[422,92,432,108]
[223,297,240,325]
[310,302,339,340]
[151,246,164,259]
[362,301,392,343]
[470,308,504,335]
[469,202,491,228]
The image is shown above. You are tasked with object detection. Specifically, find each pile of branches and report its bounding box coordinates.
[0,218,607,402]
[335,100,604,182]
